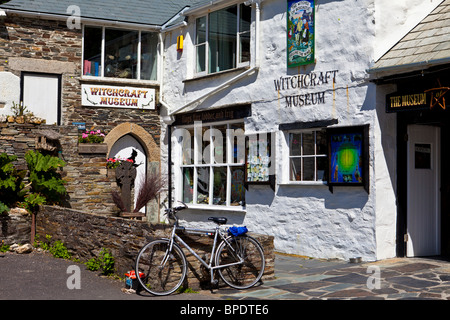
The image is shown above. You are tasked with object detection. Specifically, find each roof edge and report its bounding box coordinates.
[367,56,450,78]
[0,8,162,30]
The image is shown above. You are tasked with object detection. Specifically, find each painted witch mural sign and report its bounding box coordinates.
[287,0,315,67]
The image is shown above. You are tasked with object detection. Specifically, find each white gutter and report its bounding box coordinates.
[1,8,161,31]
[161,7,189,33]
[182,0,232,16]
[166,0,263,116]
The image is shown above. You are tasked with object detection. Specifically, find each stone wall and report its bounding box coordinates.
[0,122,119,214]
[37,205,274,290]
[0,14,161,144]
[0,208,31,245]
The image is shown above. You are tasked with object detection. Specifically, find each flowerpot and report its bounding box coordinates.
[78,143,108,154]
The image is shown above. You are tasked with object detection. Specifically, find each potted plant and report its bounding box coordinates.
[78,129,108,154]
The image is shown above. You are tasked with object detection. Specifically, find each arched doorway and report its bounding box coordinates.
[109,134,147,213]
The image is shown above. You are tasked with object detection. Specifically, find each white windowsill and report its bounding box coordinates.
[81,76,159,86]
[182,203,246,213]
[278,181,328,186]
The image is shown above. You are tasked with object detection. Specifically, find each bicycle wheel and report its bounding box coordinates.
[135,239,187,296]
[215,235,265,290]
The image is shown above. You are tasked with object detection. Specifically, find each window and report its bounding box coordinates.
[195,3,251,75]
[177,122,246,208]
[83,26,158,80]
[289,130,327,182]
[21,73,61,125]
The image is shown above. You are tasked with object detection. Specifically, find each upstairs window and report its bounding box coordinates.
[83,26,158,81]
[195,3,251,75]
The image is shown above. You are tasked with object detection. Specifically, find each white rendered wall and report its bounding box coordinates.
[159,0,439,261]
[0,72,20,117]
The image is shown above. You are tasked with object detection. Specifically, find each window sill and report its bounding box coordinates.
[183,203,246,213]
[81,76,159,86]
[183,65,250,83]
[278,181,328,186]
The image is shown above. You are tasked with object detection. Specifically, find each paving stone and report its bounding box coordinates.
[273,281,335,293]
[388,263,440,273]
[389,276,440,289]
[319,273,369,285]
[323,289,376,298]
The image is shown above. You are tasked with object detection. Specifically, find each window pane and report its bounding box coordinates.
[196,44,206,73]
[316,131,327,155]
[202,126,210,164]
[290,133,301,156]
[105,29,138,79]
[290,158,301,181]
[231,166,245,206]
[213,167,227,205]
[182,167,194,204]
[302,132,314,155]
[212,125,227,164]
[239,4,251,63]
[239,31,250,64]
[317,157,327,181]
[196,16,207,73]
[209,6,237,73]
[141,32,158,80]
[303,158,315,180]
[196,16,207,43]
[182,128,194,165]
[239,4,251,33]
[230,123,245,164]
[197,167,210,204]
[84,26,102,76]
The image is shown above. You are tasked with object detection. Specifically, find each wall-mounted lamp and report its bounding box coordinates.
[177,35,183,52]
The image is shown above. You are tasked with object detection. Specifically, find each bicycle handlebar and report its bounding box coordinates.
[164,201,188,223]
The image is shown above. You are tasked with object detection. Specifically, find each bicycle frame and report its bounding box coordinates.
[165,224,244,284]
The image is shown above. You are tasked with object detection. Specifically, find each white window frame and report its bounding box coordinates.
[283,129,328,184]
[174,120,246,210]
[82,25,158,82]
[194,3,251,77]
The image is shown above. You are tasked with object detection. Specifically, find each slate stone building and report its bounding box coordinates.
[0,0,199,220]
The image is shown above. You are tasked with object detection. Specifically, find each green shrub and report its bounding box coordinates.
[25,150,66,205]
[0,153,26,209]
[34,234,71,259]
[49,240,71,259]
[85,248,115,275]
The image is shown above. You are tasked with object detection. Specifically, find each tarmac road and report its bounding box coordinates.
[0,251,217,300]
[3,249,450,302]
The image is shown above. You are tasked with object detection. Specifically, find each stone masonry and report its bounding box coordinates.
[37,205,275,290]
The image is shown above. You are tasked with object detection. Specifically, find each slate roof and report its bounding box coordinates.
[0,0,200,26]
[370,0,450,74]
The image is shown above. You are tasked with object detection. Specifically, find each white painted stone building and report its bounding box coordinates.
[159,0,448,262]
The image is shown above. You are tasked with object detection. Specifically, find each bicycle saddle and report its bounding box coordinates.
[208,217,228,225]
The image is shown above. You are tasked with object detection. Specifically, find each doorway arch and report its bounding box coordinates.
[104,122,159,162]
[105,123,160,218]
[110,134,147,213]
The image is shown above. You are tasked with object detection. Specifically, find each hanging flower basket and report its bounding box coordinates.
[78,129,108,154]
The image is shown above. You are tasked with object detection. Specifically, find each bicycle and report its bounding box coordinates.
[135,202,265,296]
